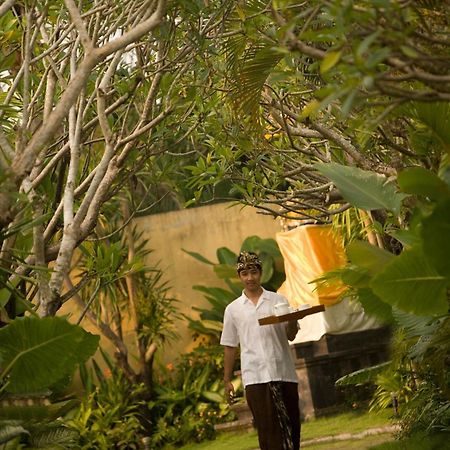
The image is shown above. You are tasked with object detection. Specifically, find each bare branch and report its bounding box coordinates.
[0,0,15,18]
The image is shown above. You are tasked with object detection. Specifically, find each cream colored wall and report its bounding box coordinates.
[133,202,282,363]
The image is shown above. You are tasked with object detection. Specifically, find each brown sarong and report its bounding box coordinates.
[245,382,300,450]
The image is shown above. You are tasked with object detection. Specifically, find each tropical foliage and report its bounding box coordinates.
[71,224,182,391]
[0,316,99,448]
[327,163,450,435]
[67,351,148,450]
[147,345,234,448]
[65,345,234,449]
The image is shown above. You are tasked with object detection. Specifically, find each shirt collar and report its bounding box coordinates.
[241,287,269,305]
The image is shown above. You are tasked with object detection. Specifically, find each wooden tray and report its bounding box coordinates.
[258,304,325,325]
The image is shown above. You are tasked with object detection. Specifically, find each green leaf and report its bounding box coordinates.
[341,266,371,288]
[347,240,394,275]
[397,167,450,202]
[320,50,342,74]
[407,102,450,154]
[392,309,436,339]
[388,229,422,248]
[0,288,12,308]
[192,286,235,303]
[216,247,237,265]
[400,45,419,59]
[195,320,223,333]
[202,391,223,403]
[0,316,99,394]
[335,361,390,386]
[260,256,274,284]
[0,399,80,422]
[370,247,448,316]
[258,238,281,257]
[213,264,237,280]
[356,30,381,60]
[182,249,214,265]
[300,100,321,120]
[315,162,407,215]
[356,288,394,324]
[241,236,261,252]
[231,45,283,115]
[0,421,29,444]
[341,90,357,118]
[421,198,450,277]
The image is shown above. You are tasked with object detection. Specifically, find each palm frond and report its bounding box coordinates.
[29,424,79,447]
[230,44,282,116]
[0,421,29,444]
[335,361,392,386]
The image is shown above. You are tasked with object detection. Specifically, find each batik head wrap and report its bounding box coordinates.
[236,251,262,273]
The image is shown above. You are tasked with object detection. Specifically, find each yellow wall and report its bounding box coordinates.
[133,202,282,363]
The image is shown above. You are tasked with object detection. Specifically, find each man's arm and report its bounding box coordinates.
[223,346,238,404]
[286,320,299,341]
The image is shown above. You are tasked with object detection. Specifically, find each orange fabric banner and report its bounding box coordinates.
[276,225,347,307]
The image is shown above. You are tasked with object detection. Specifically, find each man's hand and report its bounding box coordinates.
[286,319,300,341]
[224,380,235,405]
[223,346,238,404]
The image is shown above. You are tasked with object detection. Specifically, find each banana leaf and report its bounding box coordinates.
[0,316,99,394]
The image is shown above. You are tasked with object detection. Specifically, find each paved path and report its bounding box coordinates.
[251,425,399,449]
[301,425,399,447]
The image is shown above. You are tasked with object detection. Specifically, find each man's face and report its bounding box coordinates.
[238,267,262,291]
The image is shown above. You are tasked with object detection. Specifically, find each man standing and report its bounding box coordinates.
[221,251,301,450]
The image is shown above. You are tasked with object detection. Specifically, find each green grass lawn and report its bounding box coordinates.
[301,408,393,441]
[369,432,450,450]
[173,408,395,450]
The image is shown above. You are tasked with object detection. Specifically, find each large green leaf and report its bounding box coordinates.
[392,309,437,340]
[421,198,450,277]
[371,247,448,316]
[258,239,282,257]
[388,229,422,248]
[315,162,407,215]
[192,286,236,304]
[241,235,261,252]
[216,247,237,265]
[191,308,224,322]
[346,240,394,276]
[397,167,450,202]
[213,264,237,280]
[340,266,371,288]
[29,424,79,448]
[260,255,274,284]
[0,399,80,423]
[356,288,394,324]
[407,101,450,154]
[0,316,99,394]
